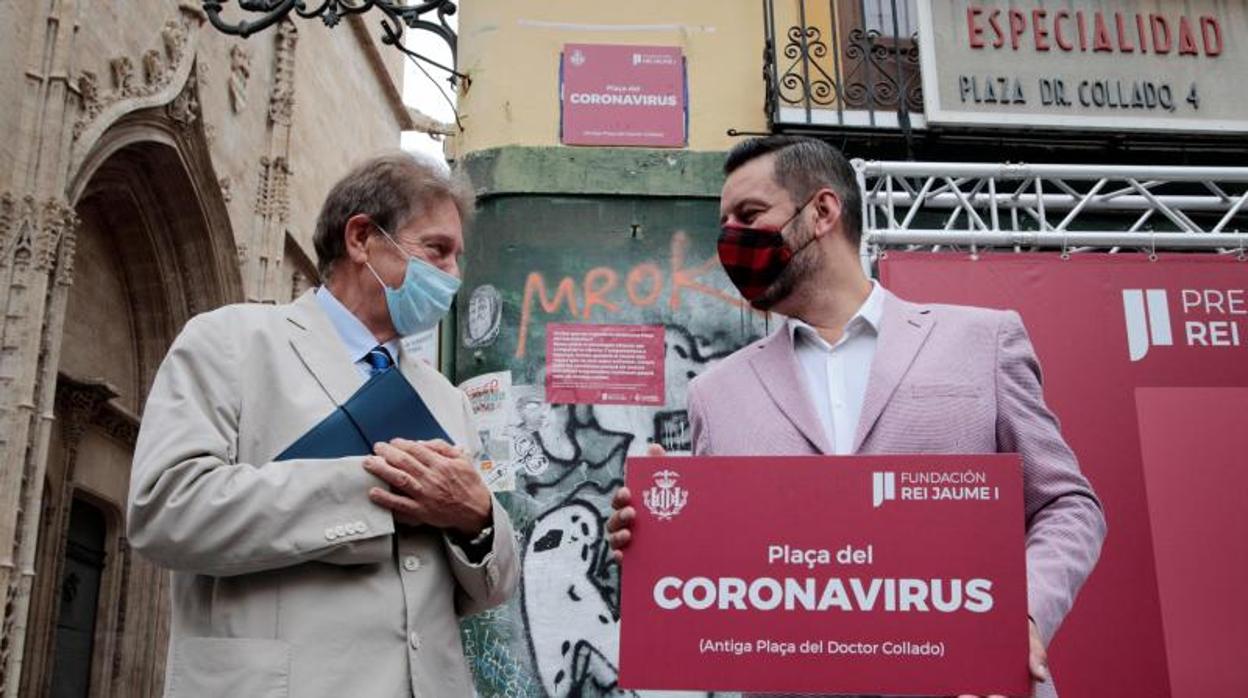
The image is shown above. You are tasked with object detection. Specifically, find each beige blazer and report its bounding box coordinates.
[128,290,518,698]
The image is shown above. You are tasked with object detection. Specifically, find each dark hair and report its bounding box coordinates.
[313,151,475,280]
[723,136,863,245]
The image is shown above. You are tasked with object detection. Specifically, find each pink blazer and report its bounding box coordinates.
[688,290,1106,697]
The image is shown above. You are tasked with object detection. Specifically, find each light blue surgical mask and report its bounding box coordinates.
[365,225,461,337]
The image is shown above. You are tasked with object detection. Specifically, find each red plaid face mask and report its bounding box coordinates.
[717,198,815,306]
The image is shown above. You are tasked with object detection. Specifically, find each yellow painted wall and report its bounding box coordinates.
[452,0,784,157]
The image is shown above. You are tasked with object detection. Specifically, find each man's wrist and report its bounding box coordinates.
[452,492,493,538]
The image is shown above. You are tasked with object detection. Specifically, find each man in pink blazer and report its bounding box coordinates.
[609,136,1106,698]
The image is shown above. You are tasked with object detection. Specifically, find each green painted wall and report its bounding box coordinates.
[462,147,728,199]
[454,146,764,697]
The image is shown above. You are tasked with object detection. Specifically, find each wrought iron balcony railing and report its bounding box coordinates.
[764,0,923,131]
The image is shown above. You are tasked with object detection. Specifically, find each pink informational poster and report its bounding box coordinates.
[560,43,687,147]
[619,454,1029,696]
[545,323,665,405]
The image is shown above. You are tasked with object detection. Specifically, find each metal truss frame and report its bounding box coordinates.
[853,160,1248,268]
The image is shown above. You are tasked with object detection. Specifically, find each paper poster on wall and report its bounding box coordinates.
[458,371,517,492]
[560,43,687,147]
[546,323,665,406]
[400,326,439,366]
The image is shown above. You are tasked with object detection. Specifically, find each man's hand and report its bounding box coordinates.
[363,438,492,536]
[606,443,666,562]
[957,618,1048,698]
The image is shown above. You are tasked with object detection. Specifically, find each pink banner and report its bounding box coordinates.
[560,44,686,147]
[619,454,1029,696]
[1135,387,1248,697]
[546,323,665,405]
[881,253,1248,698]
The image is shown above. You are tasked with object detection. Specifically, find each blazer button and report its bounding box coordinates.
[403,555,421,572]
[409,631,421,650]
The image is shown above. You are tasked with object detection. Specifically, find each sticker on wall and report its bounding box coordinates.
[507,384,553,477]
[458,370,517,492]
[400,325,439,366]
[546,323,665,406]
[462,284,502,349]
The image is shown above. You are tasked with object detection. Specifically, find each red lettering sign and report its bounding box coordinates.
[962,4,1227,57]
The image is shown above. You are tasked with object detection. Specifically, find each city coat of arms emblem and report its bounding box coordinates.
[643,469,688,520]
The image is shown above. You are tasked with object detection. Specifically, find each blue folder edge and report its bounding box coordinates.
[276,367,451,460]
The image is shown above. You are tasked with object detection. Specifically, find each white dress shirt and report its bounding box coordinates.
[789,282,885,455]
[314,286,401,379]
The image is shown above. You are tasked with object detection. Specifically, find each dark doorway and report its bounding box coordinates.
[50,498,107,698]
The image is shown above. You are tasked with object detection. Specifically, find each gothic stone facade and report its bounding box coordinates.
[0,2,414,695]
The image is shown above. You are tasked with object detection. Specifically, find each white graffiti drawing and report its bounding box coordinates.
[520,501,711,698]
[513,433,551,476]
[522,503,624,697]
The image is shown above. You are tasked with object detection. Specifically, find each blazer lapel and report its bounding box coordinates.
[286,290,365,406]
[852,292,935,452]
[748,326,834,455]
[397,347,458,439]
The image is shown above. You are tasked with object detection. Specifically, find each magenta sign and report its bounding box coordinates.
[560,43,687,147]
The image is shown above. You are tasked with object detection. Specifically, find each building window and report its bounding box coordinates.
[863,0,917,38]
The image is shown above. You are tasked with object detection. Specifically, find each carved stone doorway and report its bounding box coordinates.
[20,123,238,697]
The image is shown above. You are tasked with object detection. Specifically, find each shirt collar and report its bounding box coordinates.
[788,280,886,348]
[314,285,401,364]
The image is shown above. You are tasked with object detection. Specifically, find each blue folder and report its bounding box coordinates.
[277,366,451,460]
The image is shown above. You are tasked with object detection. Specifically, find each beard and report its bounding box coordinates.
[750,218,821,311]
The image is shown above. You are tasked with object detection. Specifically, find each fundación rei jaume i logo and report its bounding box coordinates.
[1122,289,1173,362]
[872,469,999,508]
[872,472,897,508]
[1123,287,1246,362]
[643,469,688,520]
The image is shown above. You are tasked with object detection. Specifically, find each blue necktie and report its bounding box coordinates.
[365,346,394,375]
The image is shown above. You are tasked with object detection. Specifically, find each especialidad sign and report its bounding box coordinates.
[560,44,688,147]
[916,0,1248,132]
[618,454,1029,696]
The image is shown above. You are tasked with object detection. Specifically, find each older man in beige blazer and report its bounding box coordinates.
[129,153,518,697]
[609,137,1106,698]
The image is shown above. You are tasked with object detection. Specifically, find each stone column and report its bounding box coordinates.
[244,19,299,303]
[0,2,82,694]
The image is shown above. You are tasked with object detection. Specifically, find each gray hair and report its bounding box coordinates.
[723,136,863,245]
[313,151,475,279]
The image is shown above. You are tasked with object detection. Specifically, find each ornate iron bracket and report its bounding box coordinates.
[201,1,467,86]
